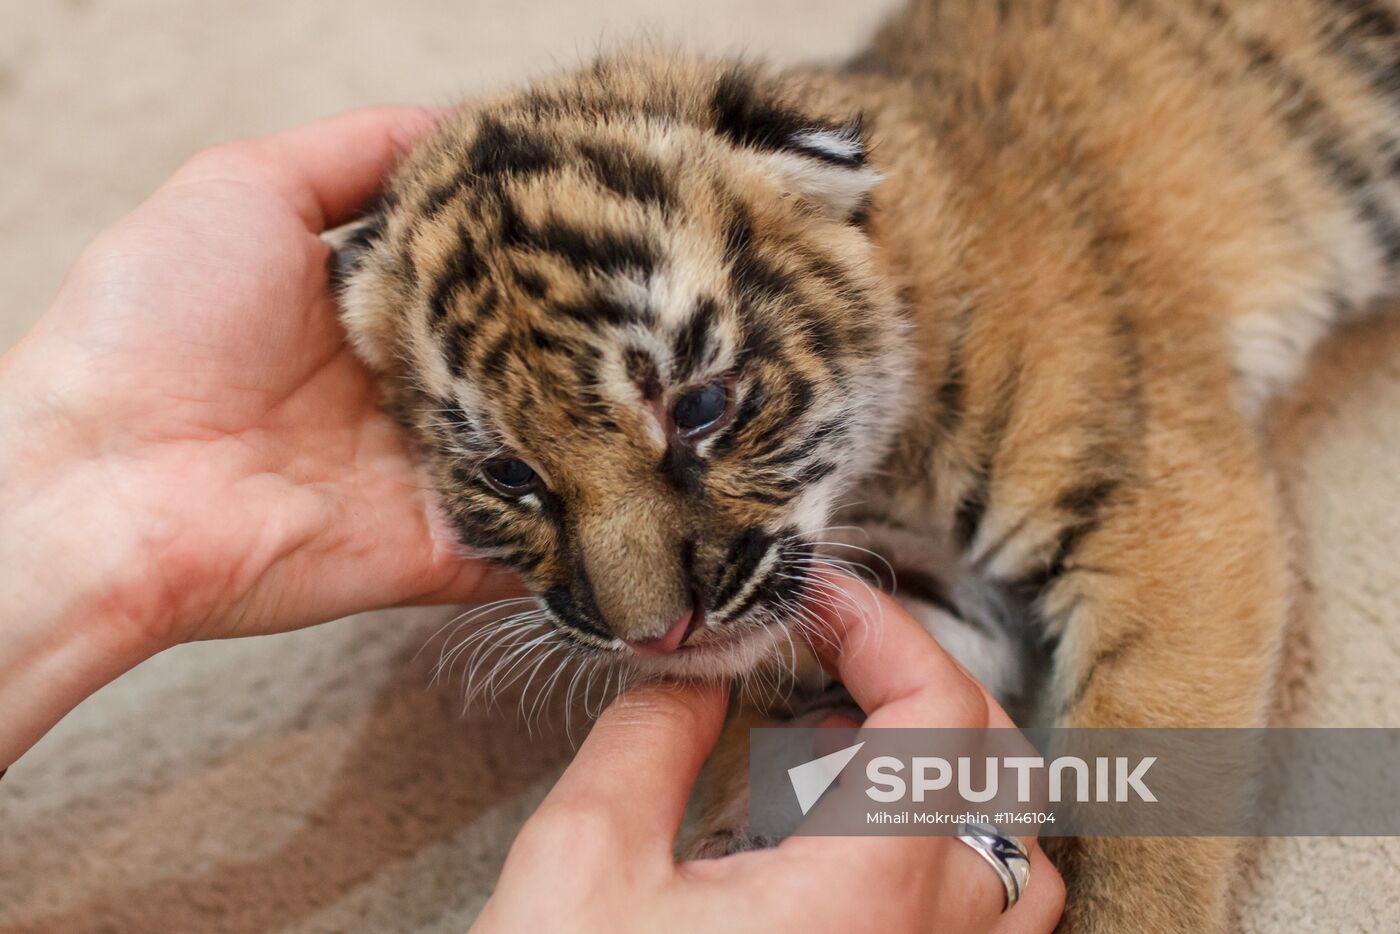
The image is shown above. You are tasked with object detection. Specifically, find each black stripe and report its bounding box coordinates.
[477,285,501,320]
[448,506,524,550]
[723,563,779,624]
[954,488,989,554]
[801,312,842,365]
[428,227,485,324]
[1330,0,1400,42]
[736,489,795,506]
[737,319,783,364]
[514,267,548,299]
[1324,0,1400,165]
[1006,517,1097,609]
[419,120,560,215]
[1166,0,1400,265]
[1244,37,1400,263]
[469,118,560,178]
[754,419,829,473]
[1141,0,1400,263]
[782,374,815,424]
[528,326,567,354]
[954,364,1022,550]
[712,67,864,167]
[797,246,864,300]
[848,192,874,230]
[713,68,811,154]
[672,298,717,379]
[712,527,772,610]
[724,206,793,301]
[680,537,699,595]
[770,539,815,604]
[543,586,613,641]
[894,569,962,620]
[461,504,511,527]
[437,397,475,432]
[1060,627,1146,716]
[552,294,650,328]
[500,207,660,278]
[1057,478,1120,519]
[729,382,766,434]
[659,443,706,497]
[726,535,810,623]
[710,381,767,458]
[511,551,544,573]
[443,321,476,379]
[480,332,514,381]
[935,304,976,436]
[577,142,677,210]
[796,460,838,484]
[329,211,384,289]
[623,346,663,399]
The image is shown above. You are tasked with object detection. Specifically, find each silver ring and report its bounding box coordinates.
[955,822,1031,912]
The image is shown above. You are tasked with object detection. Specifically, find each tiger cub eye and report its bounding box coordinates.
[482,457,539,495]
[673,381,731,438]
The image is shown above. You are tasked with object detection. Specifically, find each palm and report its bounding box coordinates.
[34,112,511,643]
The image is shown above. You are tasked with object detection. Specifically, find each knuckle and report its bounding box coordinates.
[517,797,619,860]
[1036,854,1068,918]
[177,138,271,185]
[940,673,991,728]
[607,684,710,733]
[184,140,249,173]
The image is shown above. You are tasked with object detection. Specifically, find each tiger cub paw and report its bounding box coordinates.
[683,827,781,860]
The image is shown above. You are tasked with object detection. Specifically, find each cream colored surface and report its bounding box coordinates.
[1,1,1397,931]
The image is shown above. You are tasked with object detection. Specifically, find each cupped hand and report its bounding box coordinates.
[475,579,1065,933]
[0,108,519,652]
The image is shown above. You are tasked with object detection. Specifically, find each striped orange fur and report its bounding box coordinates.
[333,2,1400,928]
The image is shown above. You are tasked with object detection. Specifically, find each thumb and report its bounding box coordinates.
[172,106,448,231]
[538,679,729,853]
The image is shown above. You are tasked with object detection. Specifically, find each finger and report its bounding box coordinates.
[178,106,449,231]
[405,560,526,608]
[534,680,728,852]
[939,834,1043,931]
[991,846,1065,934]
[778,576,1029,876]
[695,835,1005,931]
[811,573,995,731]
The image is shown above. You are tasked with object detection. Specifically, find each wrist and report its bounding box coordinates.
[0,583,163,771]
[0,337,169,769]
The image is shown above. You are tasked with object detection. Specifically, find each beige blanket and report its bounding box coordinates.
[3,1,1398,930]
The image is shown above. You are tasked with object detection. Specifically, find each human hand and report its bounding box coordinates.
[0,109,519,767]
[474,578,1065,933]
[0,107,519,648]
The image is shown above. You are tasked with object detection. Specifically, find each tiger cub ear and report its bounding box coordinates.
[712,69,880,221]
[323,209,399,373]
[325,209,385,291]
[756,121,880,220]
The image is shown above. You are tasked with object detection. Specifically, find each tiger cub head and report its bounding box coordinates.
[333,53,910,677]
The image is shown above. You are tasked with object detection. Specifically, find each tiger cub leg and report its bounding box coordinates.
[681,701,785,859]
[678,590,1015,859]
[987,426,1290,932]
[679,685,859,859]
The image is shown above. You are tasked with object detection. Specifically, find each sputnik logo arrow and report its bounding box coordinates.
[787,741,865,815]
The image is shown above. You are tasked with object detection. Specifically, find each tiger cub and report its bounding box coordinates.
[331,1,1400,929]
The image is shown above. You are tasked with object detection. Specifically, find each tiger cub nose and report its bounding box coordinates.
[623,608,697,655]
